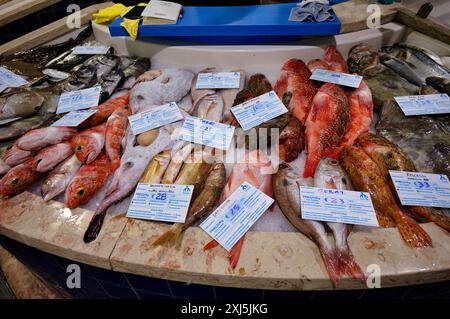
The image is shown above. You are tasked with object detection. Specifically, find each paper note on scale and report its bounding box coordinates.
[142,0,182,25]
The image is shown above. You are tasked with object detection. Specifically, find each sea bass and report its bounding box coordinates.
[314,158,365,282]
[340,146,432,247]
[3,144,33,166]
[65,152,111,209]
[41,154,82,201]
[0,159,42,198]
[304,83,349,178]
[71,123,106,164]
[105,105,131,171]
[274,59,317,125]
[16,126,77,151]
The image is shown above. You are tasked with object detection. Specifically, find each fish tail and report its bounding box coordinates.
[408,206,450,233]
[396,214,433,248]
[152,224,184,247]
[318,246,340,287]
[228,237,245,269]
[337,247,366,282]
[375,208,396,228]
[83,211,107,243]
[203,239,219,251]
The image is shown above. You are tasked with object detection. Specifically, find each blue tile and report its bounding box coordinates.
[263,289,314,300]
[84,265,129,287]
[99,282,139,299]
[125,273,172,295]
[168,280,214,299]
[135,289,173,300]
[215,286,263,300]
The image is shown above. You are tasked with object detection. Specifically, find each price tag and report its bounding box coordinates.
[0,67,29,89]
[230,91,288,131]
[72,45,110,55]
[394,94,450,116]
[127,183,194,223]
[300,186,379,227]
[389,171,450,208]
[310,69,362,88]
[128,102,183,135]
[56,86,101,114]
[200,182,274,251]
[177,116,235,151]
[51,109,96,127]
[0,117,21,126]
[196,72,241,89]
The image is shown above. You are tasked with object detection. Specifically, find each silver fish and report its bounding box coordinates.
[380,54,426,87]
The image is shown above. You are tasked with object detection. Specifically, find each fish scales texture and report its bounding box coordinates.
[304,83,349,178]
[16,127,77,151]
[279,116,304,162]
[80,92,130,128]
[0,159,42,198]
[33,142,73,173]
[3,144,33,167]
[340,146,432,247]
[324,45,349,73]
[71,124,106,164]
[105,105,131,171]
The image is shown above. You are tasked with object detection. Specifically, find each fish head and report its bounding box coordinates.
[65,179,99,209]
[74,141,100,164]
[281,59,310,76]
[380,45,405,60]
[315,158,352,190]
[348,44,381,74]
[0,160,36,198]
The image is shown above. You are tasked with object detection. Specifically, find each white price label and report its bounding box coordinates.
[394,94,450,116]
[0,67,28,89]
[72,45,110,55]
[310,69,363,88]
[57,86,101,114]
[196,72,241,89]
[128,102,183,135]
[51,109,96,127]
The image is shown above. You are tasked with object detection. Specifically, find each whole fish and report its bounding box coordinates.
[83,127,174,243]
[41,154,82,201]
[71,124,106,164]
[359,133,450,233]
[279,116,304,162]
[314,158,365,282]
[220,69,245,124]
[274,59,317,125]
[140,150,171,184]
[105,106,131,171]
[204,150,274,269]
[80,93,129,128]
[340,146,432,247]
[380,43,450,80]
[99,68,124,102]
[0,90,45,120]
[273,163,340,286]
[0,141,13,175]
[307,58,331,73]
[195,94,224,122]
[324,45,348,73]
[0,114,54,142]
[16,126,77,151]
[426,77,450,95]
[380,54,426,87]
[0,159,42,198]
[174,160,212,200]
[347,43,418,109]
[303,83,349,178]
[190,68,216,110]
[3,144,33,167]
[64,152,111,209]
[33,142,73,173]
[161,142,193,184]
[153,162,226,247]
[121,57,151,89]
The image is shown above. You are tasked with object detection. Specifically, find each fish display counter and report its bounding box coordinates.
[0,1,449,293]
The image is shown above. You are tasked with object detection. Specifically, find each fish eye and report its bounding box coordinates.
[342,178,347,185]
[76,188,85,197]
[11,178,18,185]
[330,160,338,165]
[76,145,83,152]
[6,145,12,150]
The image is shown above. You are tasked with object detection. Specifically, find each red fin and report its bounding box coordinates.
[338,249,366,282]
[318,247,340,287]
[397,214,433,248]
[228,237,245,269]
[203,239,219,251]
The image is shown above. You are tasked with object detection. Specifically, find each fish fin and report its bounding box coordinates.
[152,224,184,247]
[375,209,396,228]
[83,211,107,243]
[318,246,340,288]
[204,239,219,251]
[228,237,245,269]
[338,248,366,282]
[407,206,450,233]
[396,214,433,248]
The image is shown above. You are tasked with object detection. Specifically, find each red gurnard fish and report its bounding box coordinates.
[274,59,317,125]
[64,152,111,209]
[0,159,42,198]
[79,92,130,128]
[303,83,349,178]
[324,45,349,73]
[105,105,131,171]
[204,150,274,269]
[71,123,106,164]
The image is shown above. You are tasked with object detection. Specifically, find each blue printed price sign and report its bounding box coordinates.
[127,183,194,223]
[0,67,29,91]
[394,94,450,116]
[51,109,96,127]
[300,186,379,227]
[310,69,363,88]
[196,72,241,89]
[128,102,183,135]
[72,45,110,55]
[200,182,274,251]
[389,171,450,208]
[57,86,101,114]
[231,90,288,131]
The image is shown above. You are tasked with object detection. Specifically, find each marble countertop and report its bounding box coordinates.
[1,192,449,290]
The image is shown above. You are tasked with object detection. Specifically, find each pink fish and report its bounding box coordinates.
[33,142,73,173]
[3,144,33,166]
[16,126,77,151]
[71,123,106,164]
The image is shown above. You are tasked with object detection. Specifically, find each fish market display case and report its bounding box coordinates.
[0,1,450,292]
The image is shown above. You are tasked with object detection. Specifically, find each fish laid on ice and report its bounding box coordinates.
[80,93,129,128]
[33,142,73,173]
[153,162,226,247]
[304,83,349,178]
[105,106,131,171]
[0,90,45,120]
[64,152,111,209]
[0,159,42,198]
[41,154,82,201]
[274,59,317,125]
[359,133,450,233]
[3,144,33,167]
[314,158,365,282]
[16,126,77,151]
[71,123,106,164]
[340,146,432,247]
